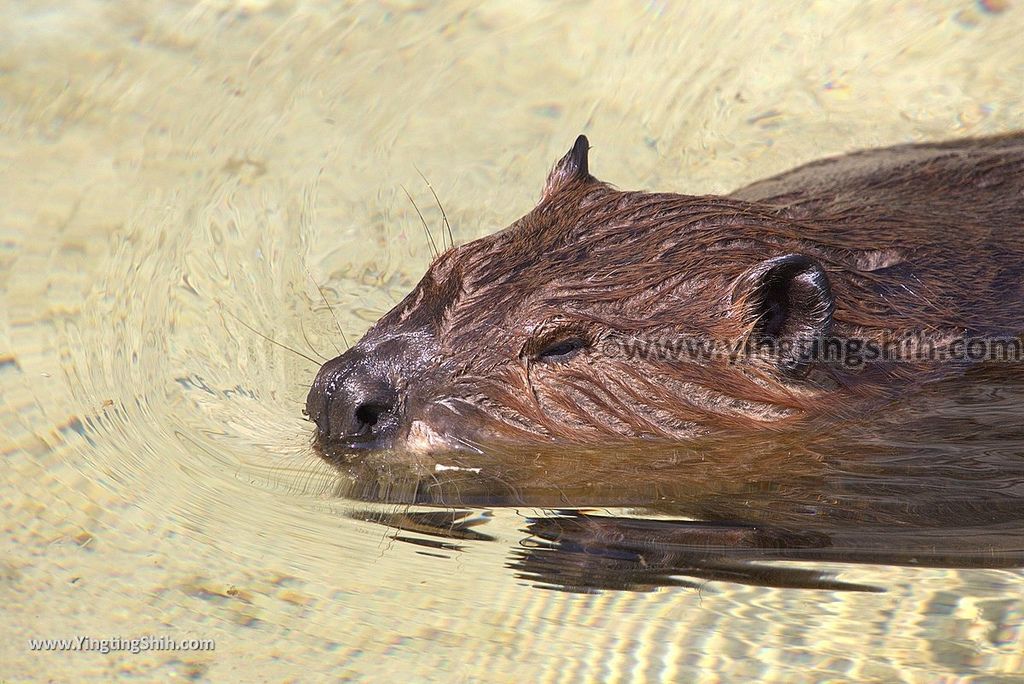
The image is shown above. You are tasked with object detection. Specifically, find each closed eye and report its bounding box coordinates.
[535,336,589,363]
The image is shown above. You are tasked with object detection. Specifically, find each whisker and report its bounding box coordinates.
[414,165,454,250]
[299,319,329,362]
[220,309,320,366]
[307,270,348,351]
[401,185,438,258]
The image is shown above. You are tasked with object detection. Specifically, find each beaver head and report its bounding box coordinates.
[303,135,865,463]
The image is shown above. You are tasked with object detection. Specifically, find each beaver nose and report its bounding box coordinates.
[306,354,402,449]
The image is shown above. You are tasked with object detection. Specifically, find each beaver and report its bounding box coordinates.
[305,132,1024,464]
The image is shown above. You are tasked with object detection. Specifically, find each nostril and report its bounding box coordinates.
[354,401,392,431]
[310,360,400,446]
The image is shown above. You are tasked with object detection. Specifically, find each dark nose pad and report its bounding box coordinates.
[307,358,401,449]
[344,386,398,440]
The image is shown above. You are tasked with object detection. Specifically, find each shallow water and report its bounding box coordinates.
[3,1,1024,681]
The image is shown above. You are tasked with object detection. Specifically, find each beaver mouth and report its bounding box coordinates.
[310,398,490,465]
[315,431,393,453]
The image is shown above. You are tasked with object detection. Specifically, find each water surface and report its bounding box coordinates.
[2,1,1024,680]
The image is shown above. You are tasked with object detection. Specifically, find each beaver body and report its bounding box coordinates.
[732,133,1024,336]
[306,132,1024,463]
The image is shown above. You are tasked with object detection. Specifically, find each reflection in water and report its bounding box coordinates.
[333,368,1024,593]
[513,515,874,594]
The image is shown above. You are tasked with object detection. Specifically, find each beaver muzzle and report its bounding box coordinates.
[306,349,403,452]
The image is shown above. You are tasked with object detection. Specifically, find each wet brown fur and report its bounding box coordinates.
[310,132,1024,453]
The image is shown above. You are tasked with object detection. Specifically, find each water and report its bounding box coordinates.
[2,1,1023,681]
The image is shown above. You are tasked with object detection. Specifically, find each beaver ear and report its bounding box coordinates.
[732,254,835,378]
[542,135,592,201]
